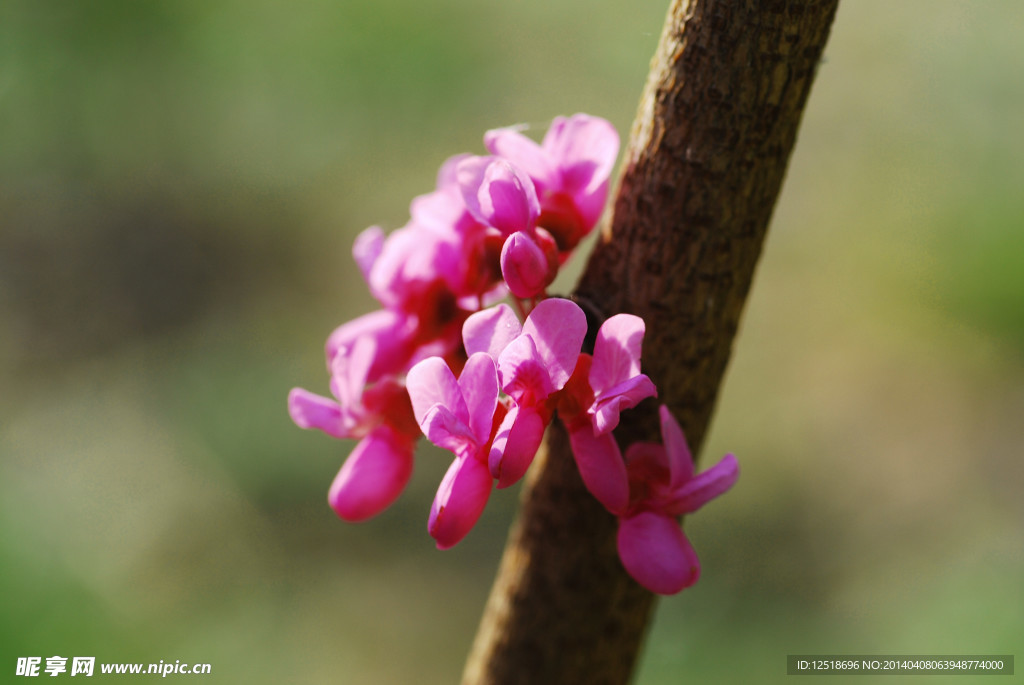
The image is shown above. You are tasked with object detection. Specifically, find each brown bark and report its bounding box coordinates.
[462,1,839,683]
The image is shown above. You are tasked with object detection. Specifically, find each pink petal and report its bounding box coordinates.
[458,352,499,447]
[521,298,587,390]
[659,404,694,487]
[416,405,476,457]
[570,179,612,235]
[488,404,546,488]
[366,222,455,309]
[567,422,629,514]
[325,309,414,382]
[497,335,554,403]
[542,114,620,196]
[590,374,658,435]
[409,155,484,243]
[353,226,384,284]
[665,453,739,516]
[500,231,550,299]
[288,388,347,439]
[406,357,465,424]
[428,455,493,549]
[328,335,377,410]
[409,188,472,244]
[457,157,540,236]
[406,357,472,453]
[483,125,556,189]
[462,303,521,358]
[328,425,414,522]
[590,313,647,394]
[617,511,701,595]
[434,153,475,191]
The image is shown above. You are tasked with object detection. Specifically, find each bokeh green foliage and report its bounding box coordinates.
[2,1,1022,683]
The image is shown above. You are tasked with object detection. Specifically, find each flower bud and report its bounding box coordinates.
[500,231,550,298]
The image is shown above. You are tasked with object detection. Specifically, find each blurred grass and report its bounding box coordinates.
[2,1,1023,683]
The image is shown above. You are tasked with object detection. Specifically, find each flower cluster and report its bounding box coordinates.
[289,114,738,594]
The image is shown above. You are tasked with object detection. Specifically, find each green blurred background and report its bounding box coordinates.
[2,1,1021,683]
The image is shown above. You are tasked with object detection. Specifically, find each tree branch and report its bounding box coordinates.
[462,1,839,683]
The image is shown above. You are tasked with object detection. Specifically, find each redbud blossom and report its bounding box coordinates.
[484,113,619,252]
[617,406,739,594]
[456,156,540,237]
[289,337,419,521]
[289,114,737,596]
[558,314,657,513]
[470,299,587,487]
[406,353,502,549]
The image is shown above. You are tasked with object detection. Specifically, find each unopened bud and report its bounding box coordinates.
[500,231,551,298]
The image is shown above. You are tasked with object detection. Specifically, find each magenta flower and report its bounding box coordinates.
[357,154,498,310]
[289,336,420,521]
[456,156,562,300]
[357,222,459,314]
[406,353,502,549]
[484,114,619,252]
[456,156,540,237]
[290,336,384,441]
[559,313,657,514]
[617,405,739,594]
[495,299,586,401]
[463,298,587,488]
[288,114,744,597]
[324,310,418,385]
[346,154,510,387]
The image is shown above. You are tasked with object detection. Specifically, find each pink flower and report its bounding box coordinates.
[408,157,506,304]
[289,336,420,521]
[558,313,657,513]
[484,114,619,252]
[463,299,587,488]
[324,310,419,385]
[358,154,498,309]
[456,156,561,300]
[617,406,739,594]
[290,336,385,440]
[406,353,502,549]
[349,154,509,372]
[286,114,745,584]
[456,156,540,237]
[357,222,461,315]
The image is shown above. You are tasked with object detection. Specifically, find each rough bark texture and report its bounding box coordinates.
[462,1,839,683]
